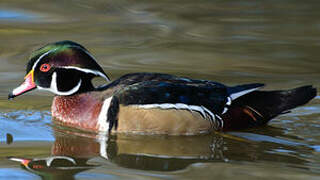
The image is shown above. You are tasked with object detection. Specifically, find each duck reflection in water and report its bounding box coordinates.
[8,125,311,179]
[50,126,232,170]
[8,155,96,180]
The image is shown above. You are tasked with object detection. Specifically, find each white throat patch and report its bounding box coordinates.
[37,72,82,96]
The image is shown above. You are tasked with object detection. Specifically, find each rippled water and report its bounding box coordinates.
[1,0,320,179]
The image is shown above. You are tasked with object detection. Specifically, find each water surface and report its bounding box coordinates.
[0,0,320,179]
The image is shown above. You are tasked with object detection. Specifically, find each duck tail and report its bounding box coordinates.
[228,83,265,100]
[222,85,317,131]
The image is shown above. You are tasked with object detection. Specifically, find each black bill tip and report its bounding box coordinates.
[8,92,16,100]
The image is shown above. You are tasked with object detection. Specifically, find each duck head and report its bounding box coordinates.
[9,41,109,99]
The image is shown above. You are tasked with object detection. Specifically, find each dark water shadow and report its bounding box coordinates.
[8,123,316,179]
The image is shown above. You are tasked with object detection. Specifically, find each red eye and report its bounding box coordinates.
[40,64,51,72]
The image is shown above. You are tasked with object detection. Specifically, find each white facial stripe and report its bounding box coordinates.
[31,44,88,71]
[59,66,109,81]
[97,97,112,132]
[31,45,109,80]
[32,48,58,70]
[66,45,110,81]
[132,103,222,130]
[37,72,82,96]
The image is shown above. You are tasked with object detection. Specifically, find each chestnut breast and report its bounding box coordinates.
[51,93,103,132]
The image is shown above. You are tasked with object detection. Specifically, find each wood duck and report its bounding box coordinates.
[8,41,317,135]
[8,156,95,178]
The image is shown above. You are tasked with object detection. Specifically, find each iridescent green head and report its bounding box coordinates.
[9,41,110,99]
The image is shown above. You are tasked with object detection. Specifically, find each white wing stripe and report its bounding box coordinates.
[132,103,223,130]
[230,87,260,100]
